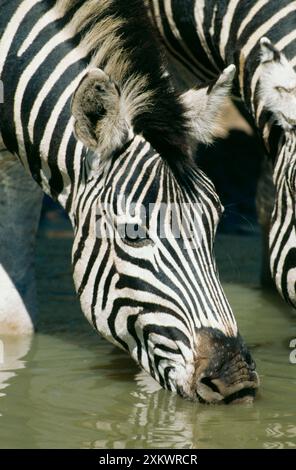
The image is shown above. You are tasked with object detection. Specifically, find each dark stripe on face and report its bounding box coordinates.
[72,208,92,267]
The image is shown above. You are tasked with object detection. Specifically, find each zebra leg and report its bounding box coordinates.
[256,157,276,288]
[0,149,43,335]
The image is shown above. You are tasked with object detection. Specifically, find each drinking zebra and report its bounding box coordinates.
[147,0,296,307]
[0,0,258,402]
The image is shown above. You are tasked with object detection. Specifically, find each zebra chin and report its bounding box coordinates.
[176,328,259,405]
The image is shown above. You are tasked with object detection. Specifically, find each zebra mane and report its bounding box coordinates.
[56,0,193,180]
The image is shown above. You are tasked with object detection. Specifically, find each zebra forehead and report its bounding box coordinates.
[97,140,220,215]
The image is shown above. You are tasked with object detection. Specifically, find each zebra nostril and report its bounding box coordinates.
[201,377,220,394]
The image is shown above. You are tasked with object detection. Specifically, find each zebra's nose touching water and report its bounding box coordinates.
[71,67,259,403]
[193,330,258,403]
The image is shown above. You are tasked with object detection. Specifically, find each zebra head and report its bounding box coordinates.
[259,38,296,307]
[70,67,259,403]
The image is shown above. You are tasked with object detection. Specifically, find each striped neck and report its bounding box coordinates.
[270,131,296,305]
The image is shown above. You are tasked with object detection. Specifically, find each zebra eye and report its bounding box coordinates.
[275,86,287,93]
[119,223,153,248]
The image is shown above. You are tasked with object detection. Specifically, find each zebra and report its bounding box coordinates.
[0,0,259,403]
[147,0,296,308]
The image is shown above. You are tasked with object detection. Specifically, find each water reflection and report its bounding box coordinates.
[0,335,32,398]
[264,421,296,449]
[84,367,296,449]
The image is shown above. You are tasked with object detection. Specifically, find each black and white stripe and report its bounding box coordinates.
[148,0,296,307]
[0,0,258,401]
[72,135,238,389]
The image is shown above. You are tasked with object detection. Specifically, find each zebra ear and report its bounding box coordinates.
[71,68,133,160]
[259,39,296,130]
[181,64,236,149]
[260,37,282,64]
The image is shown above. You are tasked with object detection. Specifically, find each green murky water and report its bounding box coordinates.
[0,223,295,449]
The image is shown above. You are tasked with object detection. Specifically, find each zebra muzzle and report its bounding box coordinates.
[193,328,259,404]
